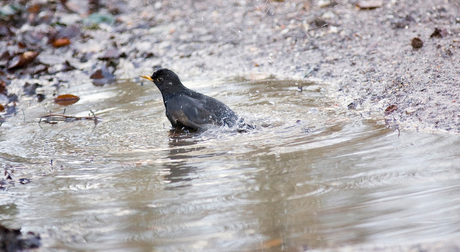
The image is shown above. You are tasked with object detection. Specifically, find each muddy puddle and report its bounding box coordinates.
[0,78,459,251]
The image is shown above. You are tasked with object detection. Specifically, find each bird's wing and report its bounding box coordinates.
[166,95,216,129]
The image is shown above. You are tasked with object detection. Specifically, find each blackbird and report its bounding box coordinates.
[141,68,239,131]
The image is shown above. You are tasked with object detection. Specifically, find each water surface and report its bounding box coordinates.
[0,78,459,251]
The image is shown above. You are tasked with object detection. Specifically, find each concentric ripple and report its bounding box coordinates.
[0,78,459,251]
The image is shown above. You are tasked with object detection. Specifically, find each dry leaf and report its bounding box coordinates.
[52,38,71,48]
[0,104,4,112]
[27,4,41,13]
[384,105,398,115]
[90,69,104,79]
[0,81,7,95]
[54,94,80,106]
[7,51,39,70]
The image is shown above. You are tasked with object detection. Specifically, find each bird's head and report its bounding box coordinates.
[141,68,182,91]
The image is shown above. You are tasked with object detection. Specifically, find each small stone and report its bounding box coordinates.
[318,0,335,8]
[356,0,383,10]
[348,102,357,110]
[405,108,417,114]
[411,37,423,49]
[430,28,446,38]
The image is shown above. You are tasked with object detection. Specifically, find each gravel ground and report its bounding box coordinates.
[120,0,460,133]
[1,0,459,133]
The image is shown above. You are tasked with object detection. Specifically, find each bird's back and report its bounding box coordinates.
[164,89,238,130]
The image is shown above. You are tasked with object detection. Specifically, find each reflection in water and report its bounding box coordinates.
[0,79,459,251]
[163,131,203,188]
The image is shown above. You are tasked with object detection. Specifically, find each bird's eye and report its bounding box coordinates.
[157,77,164,82]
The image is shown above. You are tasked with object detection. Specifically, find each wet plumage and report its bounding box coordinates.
[141,68,238,131]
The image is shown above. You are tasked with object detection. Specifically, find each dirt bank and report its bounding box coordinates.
[135,0,459,133]
[1,0,459,133]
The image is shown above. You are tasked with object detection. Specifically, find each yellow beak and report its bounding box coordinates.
[140,75,153,81]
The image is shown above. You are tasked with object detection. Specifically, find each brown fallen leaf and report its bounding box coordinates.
[54,94,80,106]
[28,4,41,13]
[0,81,7,95]
[7,51,39,70]
[17,42,27,49]
[52,38,71,48]
[90,69,104,79]
[0,104,4,112]
[384,105,398,115]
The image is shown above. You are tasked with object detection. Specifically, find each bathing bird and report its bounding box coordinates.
[141,68,239,131]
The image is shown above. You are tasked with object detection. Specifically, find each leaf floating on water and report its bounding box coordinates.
[384,104,398,115]
[90,68,115,86]
[260,238,283,249]
[54,94,80,106]
[90,69,104,79]
[7,51,39,70]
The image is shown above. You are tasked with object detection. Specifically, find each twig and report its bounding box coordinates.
[89,110,99,125]
[39,112,100,125]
